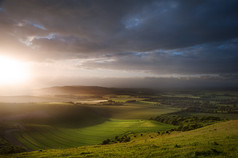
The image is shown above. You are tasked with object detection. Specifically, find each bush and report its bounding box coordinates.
[102,139,111,145]
[154,114,221,131]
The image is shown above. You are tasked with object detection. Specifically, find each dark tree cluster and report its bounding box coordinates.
[102,135,131,145]
[154,114,221,131]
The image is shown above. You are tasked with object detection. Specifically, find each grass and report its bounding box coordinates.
[1,89,237,157]
[0,137,25,155]
[161,94,200,98]
[185,112,238,120]
[3,120,238,158]
[14,119,175,150]
[0,101,181,126]
[109,105,180,119]
[0,123,26,154]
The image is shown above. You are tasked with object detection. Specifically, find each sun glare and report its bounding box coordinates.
[0,55,30,85]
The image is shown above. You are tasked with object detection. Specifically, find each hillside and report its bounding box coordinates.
[35,86,155,96]
[12,120,175,150]
[3,120,238,158]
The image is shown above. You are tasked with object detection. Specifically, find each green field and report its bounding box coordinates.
[0,99,180,154]
[3,120,238,158]
[14,119,175,150]
[1,88,238,157]
[108,105,179,119]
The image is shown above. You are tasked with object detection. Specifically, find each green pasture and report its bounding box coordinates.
[14,119,175,150]
[4,120,238,158]
[108,105,180,119]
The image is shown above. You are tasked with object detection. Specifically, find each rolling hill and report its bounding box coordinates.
[35,86,156,96]
[2,120,237,158]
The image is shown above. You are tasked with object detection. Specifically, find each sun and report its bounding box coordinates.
[0,55,30,85]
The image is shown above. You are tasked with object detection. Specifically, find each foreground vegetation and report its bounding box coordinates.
[2,120,237,158]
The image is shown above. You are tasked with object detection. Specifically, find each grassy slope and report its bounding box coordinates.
[93,103,180,119]
[0,102,180,125]
[4,120,238,158]
[110,106,179,119]
[37,86,155,96]
[14,120,175,150]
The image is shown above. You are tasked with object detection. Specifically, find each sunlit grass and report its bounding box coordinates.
[14,119,175,150]
[4,120,238,158]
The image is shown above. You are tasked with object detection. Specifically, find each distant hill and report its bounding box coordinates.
[3,120,238,157]
[36,86,155,96]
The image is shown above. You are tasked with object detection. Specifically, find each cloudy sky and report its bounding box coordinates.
[0,0,238,93]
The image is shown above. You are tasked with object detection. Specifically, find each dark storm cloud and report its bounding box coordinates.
[81,39,238,75]
[0,0,238,75]
[1,0,238,51]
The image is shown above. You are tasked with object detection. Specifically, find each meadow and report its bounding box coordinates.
[2,120,237,158]
[14,119,175,150]
[0,87,238,157]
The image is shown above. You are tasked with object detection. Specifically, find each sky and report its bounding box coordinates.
[0,0,238,94]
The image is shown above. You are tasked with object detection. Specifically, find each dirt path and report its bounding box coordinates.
[3,123,33,151]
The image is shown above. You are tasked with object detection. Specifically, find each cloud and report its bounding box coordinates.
[1,0,238,55]
[80,39,238,75]
[0,0,238,88]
